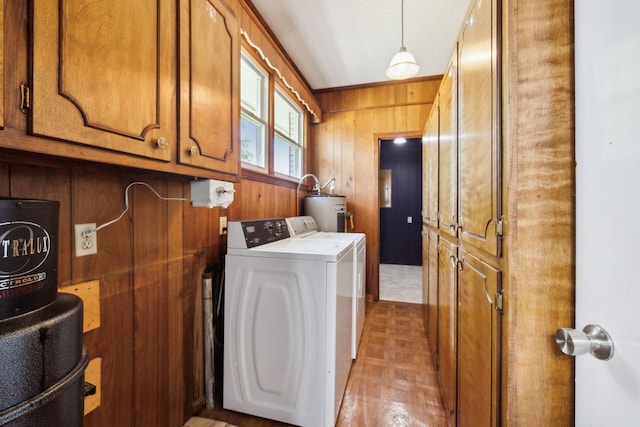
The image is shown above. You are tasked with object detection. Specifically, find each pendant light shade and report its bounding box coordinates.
[386,47,420,80]
[386,0,420,80]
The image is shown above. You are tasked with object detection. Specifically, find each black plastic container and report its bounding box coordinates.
[0,198,59,320]
[0,293,87,426]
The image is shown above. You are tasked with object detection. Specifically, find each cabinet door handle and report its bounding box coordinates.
[190,146,199,157]
[156,137,168,149]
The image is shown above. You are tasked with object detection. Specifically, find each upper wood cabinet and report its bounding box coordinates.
[30,0,175,161]
[178,0,240,176]
[438,51,458,238]
[458,0,502,256]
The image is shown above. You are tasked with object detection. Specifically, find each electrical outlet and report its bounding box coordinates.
[219,216,228,235]
[75,223,97,257]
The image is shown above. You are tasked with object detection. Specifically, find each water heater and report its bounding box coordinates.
[303,195,346,232]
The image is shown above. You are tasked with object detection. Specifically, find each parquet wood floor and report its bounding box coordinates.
[199,301,447,426]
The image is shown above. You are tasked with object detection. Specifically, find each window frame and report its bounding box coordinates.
[239,48,309,185]
[239,50,269,172]
[273,85,305,180]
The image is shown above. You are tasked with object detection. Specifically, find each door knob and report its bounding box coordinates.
[555,324,614,360]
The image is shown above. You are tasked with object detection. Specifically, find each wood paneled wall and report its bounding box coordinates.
[501,0,575,424]
[0,0,311,424]
[311,79,441,299]
[0,156,300,426]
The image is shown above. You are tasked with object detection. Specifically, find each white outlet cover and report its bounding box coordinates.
[75,223,98,257]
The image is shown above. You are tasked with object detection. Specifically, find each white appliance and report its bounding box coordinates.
[286,216,366,359]
[224,218,353,427]
[303,195,347,232]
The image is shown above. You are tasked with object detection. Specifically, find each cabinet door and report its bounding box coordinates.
[457,250,502,427]
[425,228,439,361]
[30,0,174,160]
[438,51,458,237]
[458,0,501,256]
[437,238,457,423]
[178,0,240,176]
[421,225,429,332]
[423,100,439,228]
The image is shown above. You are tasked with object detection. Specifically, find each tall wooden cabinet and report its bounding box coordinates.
[437,238,458,422]
[457,250,502,427]
[423,98,439,229]
[438,55,458,238]
[458,0,502,256]
[421,0,502,425]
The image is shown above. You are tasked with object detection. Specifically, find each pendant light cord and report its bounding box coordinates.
[401,0,405,47]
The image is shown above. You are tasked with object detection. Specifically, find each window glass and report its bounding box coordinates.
[274,88,303,178]
[274,134,302,178]
[240,55,266,117]
[240,52,306,179]
[240,52,268,168]
[240,115,265,168]
[274,90,302,143]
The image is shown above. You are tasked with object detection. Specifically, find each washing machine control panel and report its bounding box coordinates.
[230,218,290,248]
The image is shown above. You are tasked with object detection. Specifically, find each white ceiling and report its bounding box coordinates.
[250,0,471,90]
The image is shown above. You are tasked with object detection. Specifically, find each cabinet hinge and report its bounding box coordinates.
[20,82,30,114]
[495,289,504,314]
[434,352,440,370]
[495,216,505,237]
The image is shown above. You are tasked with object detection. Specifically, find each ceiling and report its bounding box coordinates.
[250,0,471,90]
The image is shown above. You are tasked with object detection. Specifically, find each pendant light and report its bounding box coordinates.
[386,0,420,80]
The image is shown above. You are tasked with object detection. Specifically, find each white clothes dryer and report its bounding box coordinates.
[224,218,353,427]
[286,216,366,360]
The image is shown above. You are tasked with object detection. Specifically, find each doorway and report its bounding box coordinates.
[378,137,422,303]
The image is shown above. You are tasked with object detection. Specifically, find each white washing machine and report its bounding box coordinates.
[286,216,366,360]
[224,218,353,427]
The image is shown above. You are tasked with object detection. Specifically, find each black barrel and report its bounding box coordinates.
[0,198,59,320]
[0,293,87,427]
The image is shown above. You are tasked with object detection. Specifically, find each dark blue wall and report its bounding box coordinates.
[379,138,423,266]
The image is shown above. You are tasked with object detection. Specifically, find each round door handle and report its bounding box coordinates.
[156,137,168,149]
[555,324,614,360]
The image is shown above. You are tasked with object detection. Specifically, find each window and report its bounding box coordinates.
[240,50,306,180]
[274,88,303,179]
[240,52,268,169]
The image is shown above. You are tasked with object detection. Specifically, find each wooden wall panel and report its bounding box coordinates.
[312,77,440,299]
[339,111,356,207]
[133,179,170,427]
[0,155,300,427]
[10,165,72,283]
[0,163,8,193]
[502,0,575,424]
[72,171,136,427]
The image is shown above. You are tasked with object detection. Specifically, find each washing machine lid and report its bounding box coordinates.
[286,216,365,245]
[229,236,352,261]
[302,231,366,245]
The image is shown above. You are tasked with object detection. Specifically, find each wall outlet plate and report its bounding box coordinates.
[75,223,97,257]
